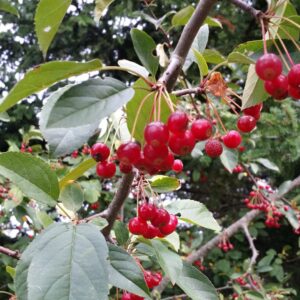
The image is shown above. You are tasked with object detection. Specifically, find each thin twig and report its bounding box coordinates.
[229,0,262,20]
[0,246,20,260]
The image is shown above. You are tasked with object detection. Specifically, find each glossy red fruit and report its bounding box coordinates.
[151,208,170,227]
[117,142,141,165]
[138,203,157,221]
[264,74,288,100]
[143,143,168,166]
[222,130,242,149]
[243,103,263,120]
[288,64,300,87]
[255,53,282,81]
[191,119,213,141]
[237,115,256,133]
[119,163,133,174]
[96,161,116,178]
[143,223,159,239]
[144,122,169,147]
[288,85,300,100]
[128,217,148,235]
[121,292,144,300]
[90,143,110,162]
[172,159,183,173]
[167,111,189,133]
[205,139,223,158]
[90,202,100,210]
[159,214,178,235]
[159,152,175,171]
[168,130,196,156]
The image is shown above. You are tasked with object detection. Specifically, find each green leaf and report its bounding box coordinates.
[0,111,10,122]
[118,59,149,77]
[204,17,222,28]
[0,152,59,207]
[151,239,183,284]
[164,200,221,232]
[149,175,180,193]
[113,221,130,246]
[6,266,16,278]
[26,223,109,300]
[40,77,134,157]
[202,49,226,64]
[176,262,218,300]
[35,0,71,58]
[277,180,292,197]
[283,208,299,230]
[36,211,53,228]
[0,60,102,113]
[172,5,194,26]
[193,49,209,80]
[0,0,19,16]
[108,244,150,299]
[59,158,96,189]
[59,182,84,212]
[242,65,268,109]
[90,217,108,230]
[183,25,209,72]
[126,79,176,143]
[220,147,238,173]
[256,158,280,172]
[228,52,255,65]
[130,29,159,76]
[159,231,180,252]
[94,0,114,23]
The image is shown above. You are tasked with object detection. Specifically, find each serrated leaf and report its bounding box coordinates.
[59,158,96,189]
[172,5,194,26]
[176,262,218,300]
[228,52,255,65]
[108,244,150,299]
[94,0,114,23]
[151,239,183,285]
[0,60,102,113]
[131,29,159,76]
[59,182,84,212]
[113,220,129,246]
[25,223,109,300]
[149,175,180,193]
[193,49,209,80]
[183,25,209,72]
[0,0,19,16]
[220,147,238,173]
[35,0,71,58]
[164,200,221,232]
[256,158,280,172]
[39,77,134,157]
[0,152,59,206]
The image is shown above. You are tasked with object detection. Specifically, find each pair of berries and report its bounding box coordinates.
[144,270,162,288]
[218,240,234,252]
[128,203,178,239]
[256,53,300,100]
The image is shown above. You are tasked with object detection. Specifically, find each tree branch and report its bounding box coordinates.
[228,0,262,20]
[159,0,217,91]
[0,246,20,260]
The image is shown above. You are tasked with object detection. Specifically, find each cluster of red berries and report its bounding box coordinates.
[218,239,234,252]
[128,203,178,239]
[20,143,32,153]
[71,145,90,158]
[193,260,206,271]
[256,53,300,100]
[235,277,247,286]
[232,164,244,173]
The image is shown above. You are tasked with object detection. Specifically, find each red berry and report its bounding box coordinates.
[133,153,156,174]
[119,163,133,174]
[288,85,300,100]
[71,150,79,158]
[96,161,116,178]
[144,122,169,147]
[90,143,110,162]
[191,119,213,141]
[159,152,175,171]
[151,208,170,227]
[255,53,282,81]
[121,292,143,300]
[172,159,183,173]
[243,103,263,120]
[288,64,300,87]
[264,74,288,100]
[142,223,159,239]
[143,143,168,166]
[128,217,148,235]
[138,203,157,221]
[90,202,100,210]
[222,130,242,149]
[205,139,223,158]
[159,214,178,235]
[169,130,196,156]
[237,115,256,133]
[167,111,189,133]
[117,142,141,165]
